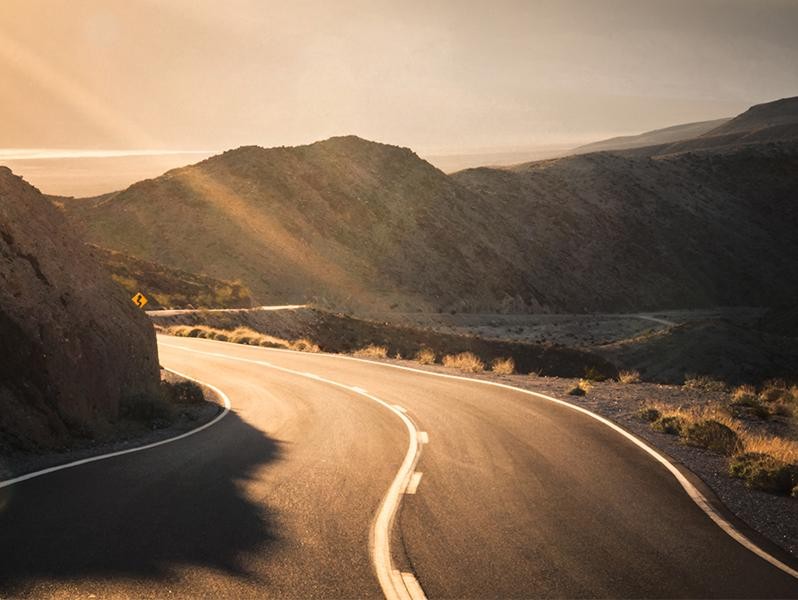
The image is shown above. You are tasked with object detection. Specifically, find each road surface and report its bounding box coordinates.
[1,334,796,598]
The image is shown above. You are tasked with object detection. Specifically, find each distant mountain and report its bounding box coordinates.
[571,118,729,155]
[0,168,159,451]
[661,96,798,155]
[65,98,798,314]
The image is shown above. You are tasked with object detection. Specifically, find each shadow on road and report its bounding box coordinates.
[0,410,281,594]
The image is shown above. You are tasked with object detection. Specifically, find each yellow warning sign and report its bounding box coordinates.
[132,292,148,308]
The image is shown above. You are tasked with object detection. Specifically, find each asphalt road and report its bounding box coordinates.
[1,334,796,598]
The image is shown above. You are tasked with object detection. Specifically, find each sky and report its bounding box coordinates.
[1,0,797,158]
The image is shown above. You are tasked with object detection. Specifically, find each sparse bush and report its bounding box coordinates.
[759,380,792,404]
[568,379,591,396]
[683,374,727,392]
[652,415,685,435]
[415,348,436,365]
[583,366,607,382]
[618,370,641,384]
[491,357,515,375]
[729,452,798,494]
[442,352,485,373]
[353,345,389,358]
[290,338,321,352]
[638,407,661,422]
[729,385,769,419]
[683,419,742,456]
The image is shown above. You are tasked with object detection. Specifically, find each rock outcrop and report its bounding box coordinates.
[0,167,160,451]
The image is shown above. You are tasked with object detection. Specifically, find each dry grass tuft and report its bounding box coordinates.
[353,345,389,358]
[442,352,485,373]
[161,324,321,352]
[618,370,641,384]
[491,357,515,375]
[415,347,436,365]
[290,338,320,353]
[568,379,591,396]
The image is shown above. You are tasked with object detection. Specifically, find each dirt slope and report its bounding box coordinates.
[89,245,253,310]
[0,168,160,451]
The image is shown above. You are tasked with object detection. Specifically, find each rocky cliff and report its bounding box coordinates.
[0,167,160,451]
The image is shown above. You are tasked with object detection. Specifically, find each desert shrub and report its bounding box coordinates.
[729,385,769,419]
[290,338,320,353]
[568,379,591,396]
[583,366,607,382]
[638,407,661,422]
[759,380,792,404]
[652,415,685,435]
[683,374,727,392]
[618,370,641,384]
[442,352,485,373]
[683,419,742,455]
[729,452,798,494]
[353,345,389,358]
[415,348,436,365]
[491,357,515,375]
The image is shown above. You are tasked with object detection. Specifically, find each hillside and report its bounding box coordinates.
[656,96,798,155]
[571,118,729,155]
[0,168,160,451]
[454,140,798,311]
[65,136,537,312]
[65,98,798,314]
[89,245,253,309]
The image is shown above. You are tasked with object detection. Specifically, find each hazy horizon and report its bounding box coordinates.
[2,0,798,194]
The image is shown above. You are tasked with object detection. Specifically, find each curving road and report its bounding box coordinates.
[1,334,797,598]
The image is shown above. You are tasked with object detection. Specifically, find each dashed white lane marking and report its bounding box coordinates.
[406,472,423,495]
[418,432,429,444]
[0,368,232,490]
[159,342,428,600]
[158,335,798,582]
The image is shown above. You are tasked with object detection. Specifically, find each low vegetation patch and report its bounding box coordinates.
[583,366,607,382]
[442,352,485,373]
[491,357,515,375]
[353,344,389,358]
[159,324,319,352]
[683,419,742,456]
[415,347,436,365]
[729,452,798,495]
[568,379,591,396]
[728,382,796,420]
[639,401,798,496]
[618,370,641,384]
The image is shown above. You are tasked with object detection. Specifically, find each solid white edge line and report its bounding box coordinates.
[0,367,232,490]
[158,341,426,600]
[158,334,798,581]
